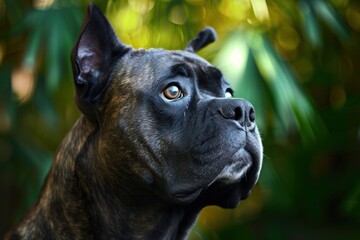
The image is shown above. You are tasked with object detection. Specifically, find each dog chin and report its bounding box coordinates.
[194,150,258,208]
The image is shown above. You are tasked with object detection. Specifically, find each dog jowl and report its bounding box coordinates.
[6,4,263,240]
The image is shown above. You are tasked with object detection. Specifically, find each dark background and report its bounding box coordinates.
[1,0,359,239]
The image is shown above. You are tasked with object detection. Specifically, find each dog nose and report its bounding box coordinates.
[219,99,256,129]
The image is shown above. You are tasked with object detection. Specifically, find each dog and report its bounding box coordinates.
[6,3,263,240]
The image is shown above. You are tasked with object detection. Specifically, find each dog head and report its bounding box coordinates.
[71,4,263,209]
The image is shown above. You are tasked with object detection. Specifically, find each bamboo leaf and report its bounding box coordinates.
[213,31,250,89]
[45,10,62,92]
[34,78,59,129]
[313,0,350,40]
[250,34,326,142]
[300,0,322,48]
[22,18,43,68]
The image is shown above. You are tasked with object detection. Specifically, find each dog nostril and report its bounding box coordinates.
[234,107,242,121]
[249,108,255,123]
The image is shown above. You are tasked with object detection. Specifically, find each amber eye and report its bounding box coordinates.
[163,85,183,100]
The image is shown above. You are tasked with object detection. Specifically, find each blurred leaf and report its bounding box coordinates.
[6,5,81,90]
[22,13,43,68]
[14,140,52,183]
[341,182,360,217]
[215,29,326,142]
[313,0,350,41]
[213,31,249,84]
[300,0,322,48]
[34,77,59,129]
[46,10,62,91]
[258,156,280,191]
[250,34,326,142]
[0,66,16,129]
[0,135,52,219]
[3,0,28,23]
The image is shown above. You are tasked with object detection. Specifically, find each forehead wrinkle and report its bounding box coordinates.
[193,65,227,98]
[207,66,223,80]
[127,49,227,96]
[165,52,227,97]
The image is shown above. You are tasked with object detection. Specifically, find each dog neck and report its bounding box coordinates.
[14,116,200,239]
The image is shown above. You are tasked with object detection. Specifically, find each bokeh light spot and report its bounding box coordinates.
[33,0,54,9]
[346,7,360,31]
[115,7,143,32]
[11,67,35,103]
[276,25,300,51]
[168,4,188,25]
[128,0,154,14]
[330,86,346,109]
[251,0,270,22]
[219,0,251,21]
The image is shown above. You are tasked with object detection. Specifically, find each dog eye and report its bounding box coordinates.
[225,89,233,98]
[163,85,184,100]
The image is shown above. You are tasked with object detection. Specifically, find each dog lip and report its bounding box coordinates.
[171,188,203,204]
[208,150,252,187]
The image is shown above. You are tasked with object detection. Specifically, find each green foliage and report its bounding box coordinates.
[1,0,359,238]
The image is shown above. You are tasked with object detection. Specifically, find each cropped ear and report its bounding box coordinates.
[71,3,130,121]
[185,27,217,53]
